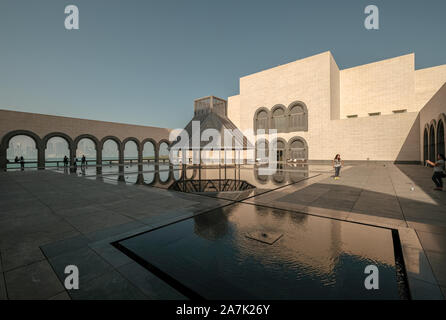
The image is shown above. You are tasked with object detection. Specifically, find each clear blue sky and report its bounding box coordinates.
[1,0,445,129]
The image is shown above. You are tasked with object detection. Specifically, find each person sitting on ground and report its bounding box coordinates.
[333,154,343,180]
[426,154,446,191]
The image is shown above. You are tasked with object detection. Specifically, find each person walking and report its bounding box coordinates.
[333,154,343,180]
[426,154,446,191]
[20,156,25,171]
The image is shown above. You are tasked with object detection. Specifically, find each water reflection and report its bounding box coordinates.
[119,202,403,299]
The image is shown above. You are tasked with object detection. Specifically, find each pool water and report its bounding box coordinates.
[116,202,407,300]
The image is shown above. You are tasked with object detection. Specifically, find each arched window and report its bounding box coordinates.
[271,139,286,162]
[429,124,436,162]
[423,128,429,163]
[438,120,445,156]
[289,103,307,132]
[254,109,269,133]
[271,106,287,133]
[289,138,308,160]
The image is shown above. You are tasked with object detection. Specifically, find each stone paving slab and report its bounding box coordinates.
[1,165,446,300]
[4,260,65,300]
[241,164,446,299]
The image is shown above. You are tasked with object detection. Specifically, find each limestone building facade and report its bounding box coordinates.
[226,52,446,163]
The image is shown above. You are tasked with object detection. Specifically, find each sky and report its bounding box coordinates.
[1,0,446,129]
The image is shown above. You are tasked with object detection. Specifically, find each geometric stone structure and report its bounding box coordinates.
[0,109,171,171]
[226,52,446,163]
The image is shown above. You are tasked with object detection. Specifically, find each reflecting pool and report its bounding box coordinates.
[116,203,407,300]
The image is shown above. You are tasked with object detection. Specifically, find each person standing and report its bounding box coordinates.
[20,156,25,171]
[81,155,86,170]
[63,155,68,168]
[73,157,78,174]
[426,154,446,191]
[333,154,343,180]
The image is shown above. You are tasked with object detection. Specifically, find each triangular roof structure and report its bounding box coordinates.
[171,96,252,150]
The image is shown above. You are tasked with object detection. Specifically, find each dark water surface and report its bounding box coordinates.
[117,203,404,300]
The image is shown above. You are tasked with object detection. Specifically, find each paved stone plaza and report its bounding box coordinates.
[0,164,445,299]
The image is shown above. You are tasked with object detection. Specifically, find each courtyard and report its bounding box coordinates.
[0,163,445,300]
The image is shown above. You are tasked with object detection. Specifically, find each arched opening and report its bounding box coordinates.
[289,102,307,132]
[271,105,287,133]
[254,109,269,134]
[255,139,269,163]
[143,141,155,162]
[124,140,138,161]
[429,124,436,162]
[102,139,120,174]
[173,165,182,181]
[288,138,308,161]
[159,142,169,162]
[76,138,97,170]
[142,140,156,174]
[45,137,70,169]
[159,141,170,182]
[437,120,445,156]
[7,135,38,170]
[423,128,429,164]
[271,139,286,163]
[124,140,139,173]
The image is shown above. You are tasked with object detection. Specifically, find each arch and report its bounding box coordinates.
[437,118,445,157]
[288,136,308,160]
[6,134,39,168]
[42,132,74,148]
[100,136,122,149]
[429,123,436,162]
[122,137,141,152]
[254,166,269,185]
[1,130,43,170]
[270,137,287,162]
[423,127,429,164]
[122,137,141,162]
[1,129,42,149]
[76,137,97,167]
[255,138,269,162]
[158,139,171,163]
[101,137,121,171]
[272,167,286,184]
[288,101,308,132]
[44,136,71,167]
[253,107,270,134]
[270,104,287,133]
[141,138,157,167]
[74,134,99,151]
